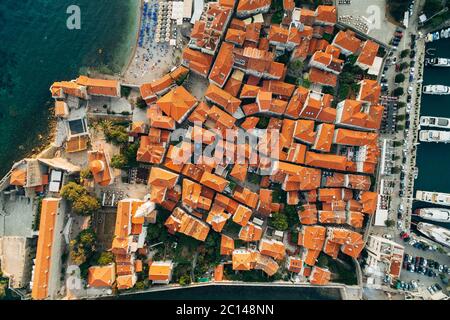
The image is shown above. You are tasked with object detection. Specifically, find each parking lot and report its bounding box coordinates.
[397,234,450,294]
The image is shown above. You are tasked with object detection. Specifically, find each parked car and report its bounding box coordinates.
[411,280,418,290]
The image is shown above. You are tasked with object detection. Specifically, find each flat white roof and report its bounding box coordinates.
[368,56,383,76]
[183,0,193,19]
[171,1,184,20]
[190,0,204,24]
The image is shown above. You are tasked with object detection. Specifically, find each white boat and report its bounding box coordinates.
[414,208,450,222]
[445,29,449,38]
[425,57,450,67]
[420,116,450,129]
[441,29,445,38]
[419,130,450,143]
[416,190,450,206]
[422,84,450,95]
[416,222,450,248]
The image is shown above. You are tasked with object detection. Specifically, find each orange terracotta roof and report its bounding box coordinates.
[305,151,349,171]
[315,5,337,25]
[337,99,384,130]
[182,47,214,76]
[340,231,365,258]
[292,119,315,144]
[233,187,259,208]
[88,264,116,288]
[206,204,231,232]
[116,275,136,290]
[303,248,321,266]
[50,81,87,99]
[232,249,258,270]
[226,28,246,46]
[299,225,326,251]
[165,207,210,241]
[54,101,68,117]
[357,40,379,67]
[148,167,179,188]
[220,234,235,255]
[360,191,377,215]
[283,0,295,11]
[214,264,224,281]
[199,171,229,192]
[346,174,371,191]
[88,149,113,186]
[140,75,174,101]
[66,135,89,153]
[312,123,335,152]
[148,262,173,282]
[239,222,263,242]
[205,83,242,114]
[333,128,378,146]
[240,84,261,98]
[259,238,286,260]
[223,74,243,97]
[237,0,271,15]
[76,76,120,97]
[348,211,364,228]
[309,68,337,87]
[255,253,280,276]
[332,30,362,55]
[309,266,331,285]
[318,210,346,224]
[298,204,318,225]
[232,204,253,226]
[358,79,381,105]
[262,80,295,98]
[209,42,235,88]
[31,198,60,300]
[287,256,303,273]
[10,168,26,186]
[323,239,341,259]
[156,86,198,123]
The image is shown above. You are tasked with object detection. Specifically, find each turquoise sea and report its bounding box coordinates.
[0,0,140,175]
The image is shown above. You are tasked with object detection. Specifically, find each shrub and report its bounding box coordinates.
[268,213,289,231]
[395,73,405,83]
[97,251,114,266]
[72,194,100,216]
[136,97,147,110]
[111,154,128,169]
[61,182,87,201]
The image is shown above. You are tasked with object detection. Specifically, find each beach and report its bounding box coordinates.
[121,0,185,85]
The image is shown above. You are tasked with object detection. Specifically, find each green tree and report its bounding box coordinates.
[72,195,100,216]
[400,49,410,58]
[111,154,128,169]
[179,274,191,286]
[269,213,289,231]
[136,97,147,110]
[97,251,114,266]
[61,182,87,201]
[395,73,406,83]
[385,219,395,228]
[322,86,335,95]
[392,87,404,96]
[423,0,444,16]
[70,240,87,265]
[80,168,93,180]
[78,228,96,248]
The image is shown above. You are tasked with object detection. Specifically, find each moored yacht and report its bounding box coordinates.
[425,57,450,67]
[419,130,450,143]
[423,85,450,95]
[416,222,450,248]
[416,190,450,206]
[420,116,450,129]
[414,208,450,222]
